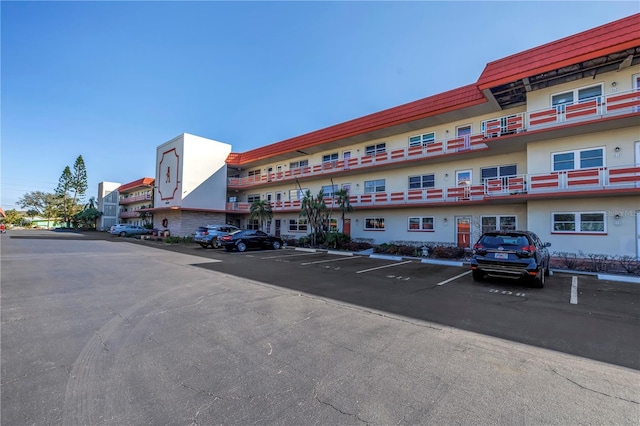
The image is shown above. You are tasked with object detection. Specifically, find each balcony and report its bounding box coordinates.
[228,89,640,188]
[119,194,152,205]
[225,164,640,213]
[119,210,146,218]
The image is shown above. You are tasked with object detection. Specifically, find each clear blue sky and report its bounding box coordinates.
[2,1,638,211]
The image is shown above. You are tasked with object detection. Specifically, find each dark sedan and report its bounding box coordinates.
[470,230,551,287]
[220,230,284,252]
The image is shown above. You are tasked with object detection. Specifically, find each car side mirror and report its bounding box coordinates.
[544,242,551,247]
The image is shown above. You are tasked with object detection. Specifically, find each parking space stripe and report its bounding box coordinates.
[261,252,320,259]
[301,257,361,265]
[355,260,413,274]
[436,270,471,286]
[570,276,578,304]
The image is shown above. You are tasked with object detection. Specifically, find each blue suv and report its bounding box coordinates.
[471,230,551,287]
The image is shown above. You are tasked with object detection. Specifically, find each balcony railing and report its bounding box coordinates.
[225,164,640,212]
[228,89,640,188]
[119,210,146,218]
[119,194,152,205]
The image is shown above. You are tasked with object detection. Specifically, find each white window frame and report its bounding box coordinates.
[289,159,309,169]
[551,211,606,234]
[408,174,435,189]
[247,194,260,203]
[365,143,386,156]
[289,188,307,200]
[480,215,517,233]
[364,217,385,230]
[409,132,435,147]
[322,153,339,163]
[552,147,605,171]
[408,216,435,231]
[289,218,308,232]
[480,164,517,182]
[364,179,385,193]
[321,184,338,197]
[551,83,603,109]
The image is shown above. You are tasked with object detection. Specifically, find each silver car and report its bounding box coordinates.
[194,225,240,248]
[109,224,149,237]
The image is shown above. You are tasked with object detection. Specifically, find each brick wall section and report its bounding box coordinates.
[156,211,227,237]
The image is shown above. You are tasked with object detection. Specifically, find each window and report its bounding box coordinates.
[552,84,602,109]
[289,218,308,232]
[409,132,435,147]
[248,169,261,178]
[364,179,385,193]
[326,218,338,232]
[247,219,260,230]
[290,159,308,169]
[408,174,435,189]
[365,218,385,230]
[481,216,517,233]
[247,194,260,203]
[365,143,386,155]
[408,217,434,231]
[552,212,605,233]
[289,188,306,200]
[322,153,338,163]
[321,184,338,197]
[552,147,604,171]
[275,192,282,202]
[481,165,517,181]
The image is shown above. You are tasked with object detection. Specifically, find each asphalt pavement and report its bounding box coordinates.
[1,230,639,425]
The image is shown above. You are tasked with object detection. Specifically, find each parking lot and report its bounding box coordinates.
[3,231,639,425]
[114,239,640,370]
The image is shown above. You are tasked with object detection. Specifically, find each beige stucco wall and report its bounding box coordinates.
[527,198,639,258]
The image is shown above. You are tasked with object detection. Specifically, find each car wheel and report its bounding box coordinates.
[119,231,126,237]
[532,269,545,288]
[236,242,247,252]
[211,239,220,249]
[272,241,281,250]
[472,270,484,281]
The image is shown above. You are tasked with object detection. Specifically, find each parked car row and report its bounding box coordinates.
[194,225,284,252]
[194,225,240,248]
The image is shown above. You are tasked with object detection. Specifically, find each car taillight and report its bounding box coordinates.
[221,235,231,241]
[516,245,536,258]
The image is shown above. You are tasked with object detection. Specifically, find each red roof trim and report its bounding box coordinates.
[478,14,640,90]
[118,177,155,192]
[227,84,485,165]
[226,14,639,166]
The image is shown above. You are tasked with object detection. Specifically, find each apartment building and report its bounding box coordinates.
[219,14,640,259]
[96,181,120,231]
[134,15,638,258]
[117,178,155,227]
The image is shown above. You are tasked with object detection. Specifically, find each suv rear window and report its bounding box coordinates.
[479,234,529,248]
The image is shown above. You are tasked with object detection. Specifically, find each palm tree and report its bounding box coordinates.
[249,199,273,230]
[300,189,328,246]
[334,189,353,232]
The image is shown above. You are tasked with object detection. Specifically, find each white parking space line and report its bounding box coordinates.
[301,257,361,266]
[356,260,413,274]
[261,252,321,259]
[436,270,471,286]
[570,276,578,304]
